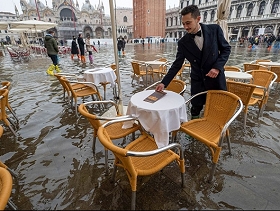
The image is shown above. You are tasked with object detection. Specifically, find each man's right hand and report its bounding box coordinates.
[155,83,165,92]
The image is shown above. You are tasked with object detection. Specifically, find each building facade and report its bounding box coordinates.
[166,0,280,40]
[18,0,113,40]
[133,0,166,39]
[115,8,133,40]
[0,12,19,42]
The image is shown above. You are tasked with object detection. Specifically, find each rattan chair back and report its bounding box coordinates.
[227,80,257,128]
[224,66,242,72]
[166,79,186,95]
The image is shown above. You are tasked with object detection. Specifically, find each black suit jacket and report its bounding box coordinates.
[161,23,231,104]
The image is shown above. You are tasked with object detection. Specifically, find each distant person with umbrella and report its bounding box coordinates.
[44,30,61,75]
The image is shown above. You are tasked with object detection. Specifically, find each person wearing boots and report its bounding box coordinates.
[71,36,80,60]
[44,30,61,75]
[85,35,98,66]
[77,33,86,63]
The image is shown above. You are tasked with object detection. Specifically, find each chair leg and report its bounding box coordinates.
[111,164,117,183]
[92,136,97,152]
[181,172,186,188]
[131,191,136,210]
[8,199,17,210]
[208,163,217,183]
[244,112,248,130]
[105,149,109,175]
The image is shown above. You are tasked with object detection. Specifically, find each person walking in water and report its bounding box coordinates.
[117,37,123,56]
[121,37,126,56]
[44,30,61,75]
[85,35,98,66]
[71,36,80,60]
[77,33,86,63]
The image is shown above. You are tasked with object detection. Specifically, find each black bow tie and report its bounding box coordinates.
[190,30,201,38]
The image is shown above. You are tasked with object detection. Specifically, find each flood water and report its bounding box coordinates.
[1,41,280,210]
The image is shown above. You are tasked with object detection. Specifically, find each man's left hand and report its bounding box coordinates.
[206,68,219,78]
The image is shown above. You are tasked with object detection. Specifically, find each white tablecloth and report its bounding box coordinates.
[258,62,280,67]
[123,90,187,148]
[83,67,116,87]
[225,71,252,80]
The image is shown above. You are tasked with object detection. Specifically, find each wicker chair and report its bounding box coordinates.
[224,65,242,72]
[54,73,88,104]
[270,66,280,89]
[60,76,102,116]
[144,79,186,95]
[131,61,154,84]
[1,81,18,124]
[97,117,185,210]
[247,70,278,117]
[174,90,243,182]
[0,89,17,137]
[243,63,268,72]
[78,100,142,174]
[226,80,257,128]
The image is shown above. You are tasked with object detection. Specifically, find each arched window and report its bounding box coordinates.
[247,3,254,16]
[258,1,266,15]
[271,0,279,13]
[123,16,127,22]
[210,10,215,21]
[236,5,242,18]
[203,11,208,22]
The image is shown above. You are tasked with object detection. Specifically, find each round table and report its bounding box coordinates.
[225,71,252,80]
[83,67,117,99]
[123,90,187,148]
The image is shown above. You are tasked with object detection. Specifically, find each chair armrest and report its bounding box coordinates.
[126,143,183,159]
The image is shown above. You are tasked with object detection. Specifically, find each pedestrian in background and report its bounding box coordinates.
[156,5,231,119]
[71,36,80,60]
[121,37,126,55]
[44,30,61,75]
[77,33,86,63]
[117,37,123,56]
[85,35,98,65]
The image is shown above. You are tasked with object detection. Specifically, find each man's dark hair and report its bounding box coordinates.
[48,30,54,34]
[181,5,200,18]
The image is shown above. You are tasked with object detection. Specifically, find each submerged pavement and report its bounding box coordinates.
[0,42,280,210]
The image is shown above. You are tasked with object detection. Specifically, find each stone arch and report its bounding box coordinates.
[83,25,93,38]
[242,26,250,37]
[95,27,104,39]
[60,8,77,21]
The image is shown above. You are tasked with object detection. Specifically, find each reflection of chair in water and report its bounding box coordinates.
[226,80,257,128]
[78,100,142,174]
[145,79,186,95]
[174,90,243,182]
[131,61,154,84]
[247,70,278,117]
[97,117,186,210]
